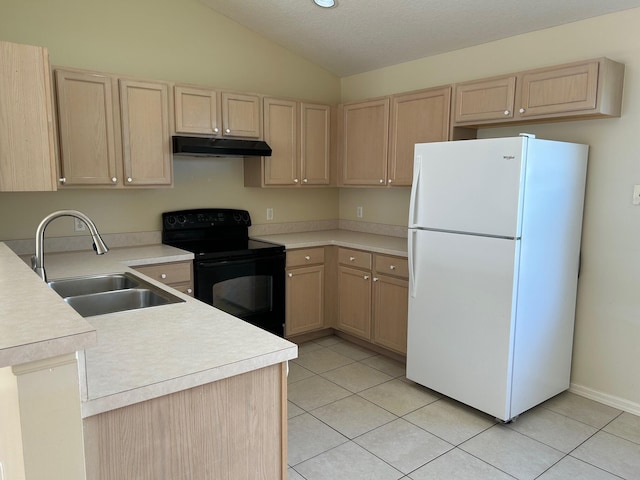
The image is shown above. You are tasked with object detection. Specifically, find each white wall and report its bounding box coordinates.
[341,9,640,411]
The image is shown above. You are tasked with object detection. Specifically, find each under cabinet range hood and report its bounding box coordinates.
[172,136,272,157]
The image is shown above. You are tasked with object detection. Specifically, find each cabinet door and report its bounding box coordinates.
[453,76,516,124]
[119,79,172,186]
[221,92,261,138]
[373,274,408,354]
[388,87,451,186]
[341,98,389,186]
[174,85,220,135]
[337,266,372,340]
[301,103,331,185]
[263,97,298,185]
[0,41,57,191]
[286,265,324,336]
[55,70,120,186]
[517,61,599,118]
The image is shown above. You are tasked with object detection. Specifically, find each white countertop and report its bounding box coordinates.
[0,242,96,368]
[252,229,408,257]
[0,243,297,418]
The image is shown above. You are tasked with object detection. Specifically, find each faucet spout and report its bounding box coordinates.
[32,210,109,282]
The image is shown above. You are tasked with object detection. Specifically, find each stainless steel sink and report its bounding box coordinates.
[64,288,183,317]
[48,272,185,317]
[48,272,142,297]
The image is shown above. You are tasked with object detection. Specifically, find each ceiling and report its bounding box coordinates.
[199,0,640,77]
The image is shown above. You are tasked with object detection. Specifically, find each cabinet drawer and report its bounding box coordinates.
[287,247,325,267]
[338,248,372,270]
[132,261,192,285]
[171,282,195,297]
[374,255,408,279]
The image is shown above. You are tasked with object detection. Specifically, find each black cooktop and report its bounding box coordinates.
[162,209,284,260]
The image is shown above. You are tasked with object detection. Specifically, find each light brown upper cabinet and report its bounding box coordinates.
[55,68,172,188]
[174,86,262,139]
[119,79,172,186]
[339,98,390,186]
[340,86,451,187]
[0,41,58,192]
[453,58,625,127]
[452,76,516,124]
[174,86,220,135]
[244,98,332,187]
[388,87,451,186]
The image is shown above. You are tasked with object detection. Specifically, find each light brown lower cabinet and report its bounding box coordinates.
[83,363,287,480]
[131,260,194,296]
[336,248,409,355]
[286,247,325,336]
[372,274,408,355]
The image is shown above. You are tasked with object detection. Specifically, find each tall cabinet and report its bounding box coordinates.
[0,41,58,192]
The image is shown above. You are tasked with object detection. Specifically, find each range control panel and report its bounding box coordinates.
[162,209,252,230]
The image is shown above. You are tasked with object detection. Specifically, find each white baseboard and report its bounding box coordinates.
[570,383,640,416]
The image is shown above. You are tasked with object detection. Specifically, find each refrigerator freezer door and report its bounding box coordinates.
[407,229,520,420]
[409,137,527,238]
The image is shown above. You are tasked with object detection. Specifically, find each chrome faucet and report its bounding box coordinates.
[32,210,109,281]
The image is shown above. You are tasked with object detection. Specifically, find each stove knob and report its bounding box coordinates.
[177,215,186,224]
[242,211,250,224]
[166,216,176,225]
[233,212,242,224]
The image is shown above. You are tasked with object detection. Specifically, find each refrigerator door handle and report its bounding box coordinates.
[409,229,417,298]
[408,155,422,227]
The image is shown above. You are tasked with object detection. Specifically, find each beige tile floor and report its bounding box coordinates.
[287,335,640,480]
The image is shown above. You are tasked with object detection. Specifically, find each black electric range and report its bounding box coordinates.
[162,209,286,336]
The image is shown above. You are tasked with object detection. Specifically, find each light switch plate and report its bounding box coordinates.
[633,185,640,205]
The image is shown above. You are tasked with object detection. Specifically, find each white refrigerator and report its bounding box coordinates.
[406,134,588,422]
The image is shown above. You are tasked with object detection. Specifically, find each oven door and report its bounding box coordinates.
[194,252,285,336]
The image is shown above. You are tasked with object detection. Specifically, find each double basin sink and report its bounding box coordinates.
[48,272,184,317]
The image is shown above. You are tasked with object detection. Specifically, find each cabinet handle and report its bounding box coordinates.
[225,128,231,134]
[379,179,384,184]
[161,273,167,279]
[294,178,299,183]
[388,179,393,184]
[59,177,66,184]
[373,277,379,282]
[213,127,219,133]
[349,256,355,261]
[305,255,311,260]
[127,177,133,183]
[519,108,526,114]
[389,265,396,270]
[288,273,293,278]
[111,177,117,183]
[504,110,510,116]
[187,288,193,294]
[364,275,370,280]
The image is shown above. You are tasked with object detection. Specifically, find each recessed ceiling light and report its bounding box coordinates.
[313,0,336,8]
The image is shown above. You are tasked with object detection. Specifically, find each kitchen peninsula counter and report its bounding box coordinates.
[0,242,297,418]
[251,229,408,256]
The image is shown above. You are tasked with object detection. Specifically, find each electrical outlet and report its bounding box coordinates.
[633,185,640,205]
[266,208,274,221]
[356,206,363,218]
[74,218,87,232]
